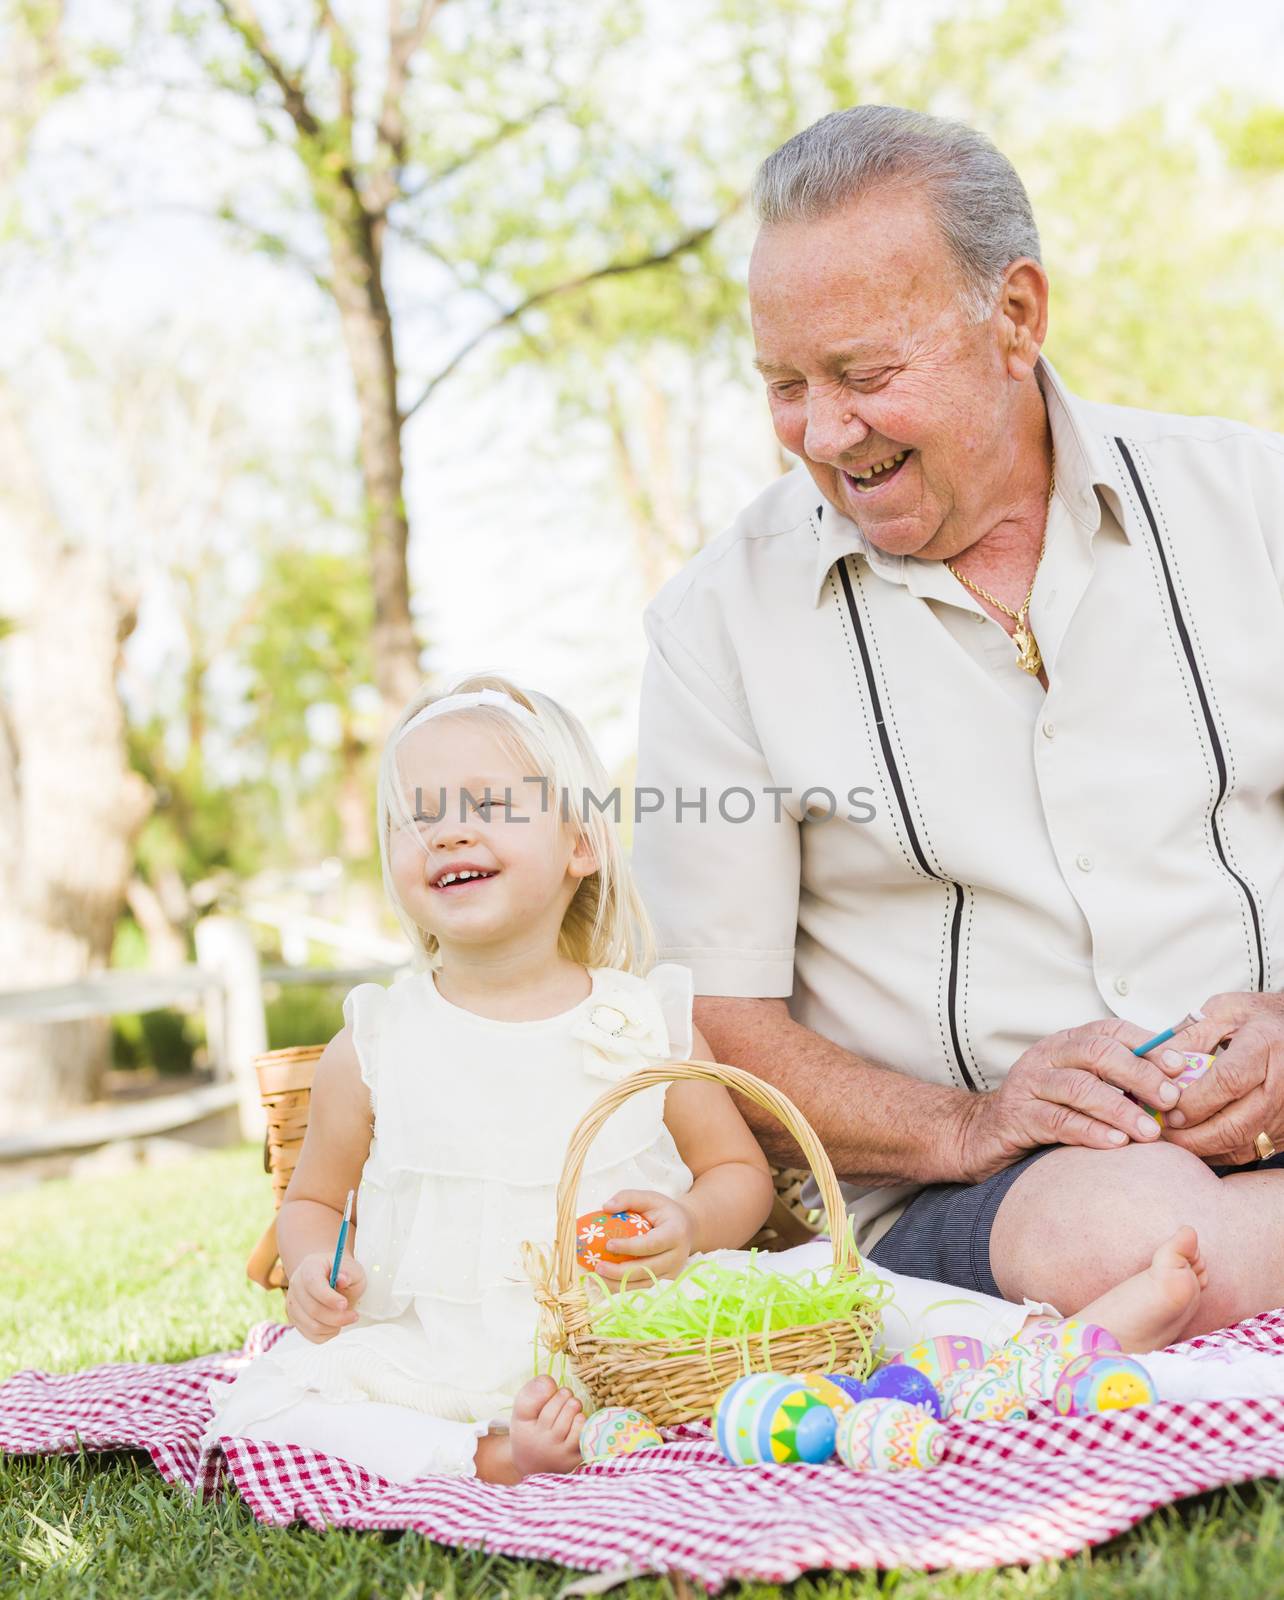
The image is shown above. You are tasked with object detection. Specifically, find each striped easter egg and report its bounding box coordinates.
[713,1374,836,1466]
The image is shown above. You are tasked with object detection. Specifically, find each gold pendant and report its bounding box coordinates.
[1012,624,1042,677]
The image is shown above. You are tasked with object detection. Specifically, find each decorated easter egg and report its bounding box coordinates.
[1015,1317,1122,1364]
[1031,1348,1072,1402]
[936,1368,978,1418]
[578,1407,663,1462]
[982,1339,1039,1396]
[1143,1050,1215,1126]
[893,1334,992,1386]
[836,1399,945,1473]
[714,1374,838,1466]
[865,1363,943,1419]
[798,1371,860,1419]
[824,1372,868,1406]
[575,1209,653,1272]
[1052,1354,1157,1417]
[942,1368,1028,1423]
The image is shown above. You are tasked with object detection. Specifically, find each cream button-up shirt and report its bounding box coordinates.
[633,360,1284,1247]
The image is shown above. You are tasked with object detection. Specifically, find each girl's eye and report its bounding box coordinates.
[473,799,510,817]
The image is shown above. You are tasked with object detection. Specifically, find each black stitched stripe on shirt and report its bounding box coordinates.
[833,548,979,1092]
[1115,438,1265,992]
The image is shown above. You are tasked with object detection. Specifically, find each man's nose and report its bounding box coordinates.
[804,396,870,464]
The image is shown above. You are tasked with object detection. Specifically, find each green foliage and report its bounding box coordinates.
[265,982,347,1052]
[1215,102,1284,174]
[110,1009,200,1076]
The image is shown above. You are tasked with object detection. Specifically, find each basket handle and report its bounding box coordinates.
[553,1058,859,1296]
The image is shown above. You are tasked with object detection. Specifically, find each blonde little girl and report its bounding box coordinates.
[204,674,1217,1486]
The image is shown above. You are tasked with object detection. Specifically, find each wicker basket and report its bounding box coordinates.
[526,1058,881,1427]
[243,1043,818,1293]
[245,1044,325,1291]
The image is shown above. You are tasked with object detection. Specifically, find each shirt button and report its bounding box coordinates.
[1042,721,1056,739]
[1114,977,1130,996]
[974,612,987,625]
[1076,854,1093,872]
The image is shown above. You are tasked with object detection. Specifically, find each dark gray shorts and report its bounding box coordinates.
[865,1145,1284,1300]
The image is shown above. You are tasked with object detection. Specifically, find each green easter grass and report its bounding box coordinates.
[5,1146,1284,1599]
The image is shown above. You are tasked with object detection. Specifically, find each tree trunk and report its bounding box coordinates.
[321,183,422,722]
[0,387,152,1128]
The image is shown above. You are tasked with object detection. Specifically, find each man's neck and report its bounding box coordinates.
[940,384,1053,602]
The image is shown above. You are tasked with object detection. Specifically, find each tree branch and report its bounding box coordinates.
[399,200,741,423]
[213,0,321,139]
[317,0,357,130]
[378,0,447,165]
[401,99,562,197]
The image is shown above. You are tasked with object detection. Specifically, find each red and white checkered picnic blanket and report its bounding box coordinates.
[5,1314,1284,1590]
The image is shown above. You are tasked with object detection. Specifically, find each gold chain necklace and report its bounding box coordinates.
[946,451,1056,677]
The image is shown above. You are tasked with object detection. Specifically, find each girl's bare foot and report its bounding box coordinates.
[1072,1226,1208,1352]
[474,1376,584,1484]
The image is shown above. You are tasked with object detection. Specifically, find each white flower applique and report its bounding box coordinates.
[570,988,670,1079]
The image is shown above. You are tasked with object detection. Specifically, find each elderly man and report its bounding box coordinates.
[632,105,1284,1336]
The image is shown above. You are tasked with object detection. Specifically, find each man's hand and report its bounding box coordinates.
[285,1252,367,1344]
[1161,992,1284,1164]
[592,1190,697,1286]
[959,1018,1191,1181]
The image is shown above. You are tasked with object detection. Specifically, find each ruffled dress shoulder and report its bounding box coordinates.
[204,963,695,1438]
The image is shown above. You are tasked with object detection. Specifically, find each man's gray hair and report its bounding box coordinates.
[753,105,1041,321]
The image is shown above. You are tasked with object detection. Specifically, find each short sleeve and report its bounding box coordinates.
[632,607,800,998]
[341,981,388,1107]
[643,962,694,1059]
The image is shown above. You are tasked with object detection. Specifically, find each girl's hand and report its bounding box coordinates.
[593,1190,696,1286]
[286,1251,367,1344]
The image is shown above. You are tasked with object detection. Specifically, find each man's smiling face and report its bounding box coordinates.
[748,185,1030,561]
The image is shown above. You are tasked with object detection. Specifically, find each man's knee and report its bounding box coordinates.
[992,1142,1224,1303]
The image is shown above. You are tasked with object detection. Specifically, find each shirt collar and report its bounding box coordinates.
[810,356,1119,604]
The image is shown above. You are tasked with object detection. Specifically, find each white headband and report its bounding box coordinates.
[396,688,541,743]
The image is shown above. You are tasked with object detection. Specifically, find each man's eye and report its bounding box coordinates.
[770,381,804,400]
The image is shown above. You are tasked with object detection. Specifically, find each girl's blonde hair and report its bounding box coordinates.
[376,673,656,975]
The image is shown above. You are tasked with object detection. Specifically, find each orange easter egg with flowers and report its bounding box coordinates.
[575,1209,653,1271]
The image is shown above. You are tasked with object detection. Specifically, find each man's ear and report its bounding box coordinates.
[998,257,1049,382]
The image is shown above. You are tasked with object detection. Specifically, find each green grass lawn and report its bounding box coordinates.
[3,1147,1284,1599]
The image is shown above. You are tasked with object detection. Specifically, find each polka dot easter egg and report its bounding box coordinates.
[825,1373,869,1405]
[1053,1354,1157,1417]
[865,1363,943,1419]
[714,1374,837,1466]
[836,1398,945,1473]
[579,1407,662,1463]
[798,1371,861,1419]
[893,1334,992,1387]
[575,1209,653,1272]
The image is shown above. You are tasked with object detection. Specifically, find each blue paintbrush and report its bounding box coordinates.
[328,1189,355,1290]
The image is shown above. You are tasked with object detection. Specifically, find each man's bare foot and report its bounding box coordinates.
[1072,1226,1208,1352]
[474,1376,584,1484]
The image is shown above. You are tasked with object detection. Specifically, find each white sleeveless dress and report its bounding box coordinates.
[202,963,696,1478]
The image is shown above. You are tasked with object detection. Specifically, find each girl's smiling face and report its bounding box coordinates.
[387,715,596,960]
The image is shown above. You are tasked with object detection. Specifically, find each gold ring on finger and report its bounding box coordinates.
[1255,1131,1277,1161]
